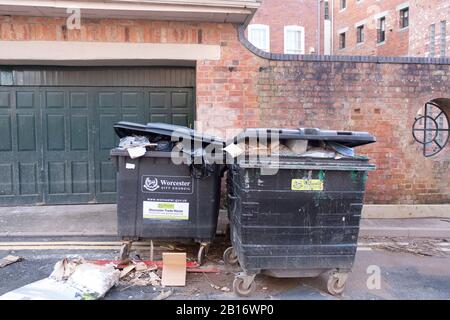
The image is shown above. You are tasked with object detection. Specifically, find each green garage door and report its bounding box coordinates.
[0,67,195,205]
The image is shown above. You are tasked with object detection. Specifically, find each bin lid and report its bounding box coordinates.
[231,127,376,148]
[113,121,225,147]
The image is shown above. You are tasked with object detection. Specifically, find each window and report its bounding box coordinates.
[324,1,330,20]
[340,0,346,10]
[248,24,270,52]
[399,7,409,28]
[429,23,435,57]
[284,26,305,54]
[440,21,447,57]
[356,25,365,43]
[377,17,386,43]
[339,32,346,49]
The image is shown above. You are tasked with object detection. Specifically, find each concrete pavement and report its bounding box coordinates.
[1,204,450,239]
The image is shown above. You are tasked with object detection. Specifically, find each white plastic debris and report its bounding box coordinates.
[68,263,120,299]
[0,257,120,300]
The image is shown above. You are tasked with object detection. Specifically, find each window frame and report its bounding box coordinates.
[399,7,409,29]
[377,17,386,43]
[440,20,447,57]
[429,23,436,57]
[284,25,305,54]
[340,0,347,11]
[356,24,365,44]
[324,1,330,20]
[247,24,270,52]
[339,32,346,49]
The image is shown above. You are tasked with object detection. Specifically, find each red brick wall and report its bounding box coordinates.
[333,0,410,56]
[247,0,319,54]
[409,0,450,57]
[0,15,449,204]
[257,61,450,204]
[332,0,450,57]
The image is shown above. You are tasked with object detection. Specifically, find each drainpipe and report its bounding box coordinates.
[317,0,321,54]
[331,0,334,54]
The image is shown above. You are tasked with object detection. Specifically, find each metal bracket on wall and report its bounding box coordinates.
[412,102,450,157]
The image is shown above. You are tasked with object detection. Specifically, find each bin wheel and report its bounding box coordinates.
[197,244,208,266]
[119,242,132,261]
[223,247,239,266]
[327,272,348,296]
[233,276,256,297]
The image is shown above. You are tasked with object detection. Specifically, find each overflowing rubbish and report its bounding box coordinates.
[111,122,224,266]
[109,122,376,297]
[0,256,119,300]
[0,255,22,268]
[90,259,220,273]
[118,136,156,159]
[226,128,374,160]
[225,127,376,297]
[119,261,160,288]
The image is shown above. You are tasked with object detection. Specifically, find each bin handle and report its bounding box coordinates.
[227,194,237,200]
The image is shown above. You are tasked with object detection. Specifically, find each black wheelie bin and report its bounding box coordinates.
[110,122,225,264]
[223,128,376,296]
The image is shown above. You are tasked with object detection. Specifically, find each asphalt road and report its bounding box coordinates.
[1,236,449,300]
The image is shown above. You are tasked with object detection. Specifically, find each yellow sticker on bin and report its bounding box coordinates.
[291,179,324,191]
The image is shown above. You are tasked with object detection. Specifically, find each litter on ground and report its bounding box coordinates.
[0,255,22,268]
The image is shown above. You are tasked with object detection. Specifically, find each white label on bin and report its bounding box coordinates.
[141,175,193,194]
[143,201,189,220]
[125,163,135,170]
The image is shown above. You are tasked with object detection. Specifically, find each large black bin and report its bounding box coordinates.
[224,128,376,296]
[110,122,224,264]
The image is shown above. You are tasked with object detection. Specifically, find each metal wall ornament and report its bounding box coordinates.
[412,102,450,157]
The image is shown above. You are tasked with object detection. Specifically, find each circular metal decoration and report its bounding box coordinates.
[412,102,449,157]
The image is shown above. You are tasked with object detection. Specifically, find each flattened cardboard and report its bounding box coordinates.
[161,253,186,287]
[0,255,22,268]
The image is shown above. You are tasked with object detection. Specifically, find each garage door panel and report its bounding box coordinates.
[19,162,38,195]
[16,91,35,108]
[70,92,88,108]
[71,161,89,194]
[150,114,169,123]
[99,114,119,150]
[0,88,44,204]
[99,161,116,193]
[17,114,37,151]
[0,164,13,195]
[42,88,94,204]
[45,91,65,108]
[46,114,65,151]
[0,115,12,151]
[0,91,9,108]
[99,92,117,108]
[48,161,66,194]
[122,92,142,109]
[171,92,189,109]
[121,113,142,123]
[1,68,194,206]
[70,115,89,151]
[172,114,189,127]
[149,92,168,110]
